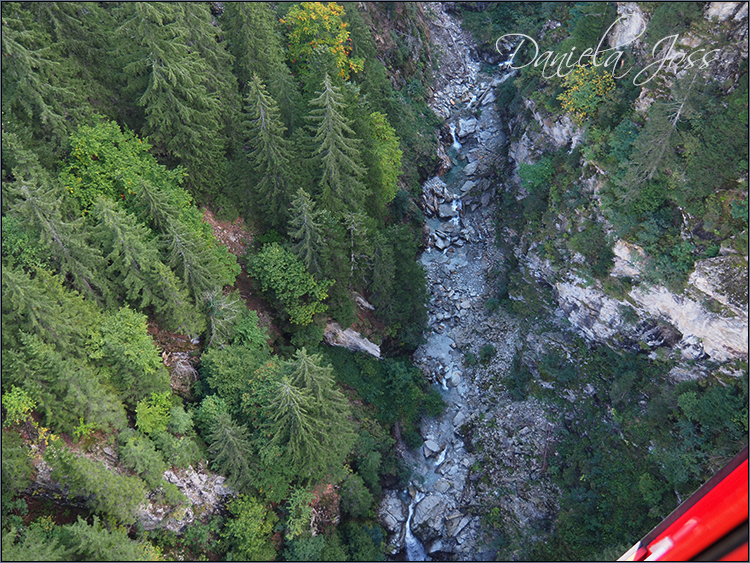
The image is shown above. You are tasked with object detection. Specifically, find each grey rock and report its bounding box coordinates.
[453,410,467,427]
[423,439,442,457]
[378,491,407,533]
[434,479,451,494]
[463,161,479,176]
[458,118,477,137]
[434,236,449,251]
[438,203,459,219]
[461,180,476,193]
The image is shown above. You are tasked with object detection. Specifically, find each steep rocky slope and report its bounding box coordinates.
[379,2,748,560]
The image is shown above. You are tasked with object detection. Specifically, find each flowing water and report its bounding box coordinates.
[404,489,427,561]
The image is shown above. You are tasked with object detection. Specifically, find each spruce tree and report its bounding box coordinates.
[263,351,355,484]
[242,75,295,231]
[286,348,353,435]
[307,74,367,217]
[90,197,163,309]
[113,2,236,198]
[265,375,319,479]
[207,411,255,491]
[221,3,301,131]
[6,177,111,305]
[288,188,327,277]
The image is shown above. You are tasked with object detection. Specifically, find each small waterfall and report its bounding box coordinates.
[450,199,462,229]
[434,447,447,468]
[448,122,462,151]
[404,489,427,561]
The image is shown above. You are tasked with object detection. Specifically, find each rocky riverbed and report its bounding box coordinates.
[380,2,748,560]
[378,5,559,560]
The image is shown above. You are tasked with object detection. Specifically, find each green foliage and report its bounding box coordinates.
[285,486,315,539]
[363,111,403,220]
[194,394,230,436]
[261,349,356,485]
[247,243,333,326]
[2,386,36,427]
[135,391,173,435]
[201,340,271,405]
[117,428,167,489]
[2,524,73,562]
[1,431,33,521]
[206,411,256,491]
[519,157,554,193]
[222,494,278,562]
[288,188,328,277]
[46,444,147,525]
[340,471,374,518]
[113,2,238,198]
[60,515,153,562]
[94,306,170,407]
[568,222,615,278]
[151,431,204,470]
[284,533,326,562]
[340,521,385,561]
[307,74,367,216]
[321,347,445,435]
[168,404,194,435]
[242,74,295,231]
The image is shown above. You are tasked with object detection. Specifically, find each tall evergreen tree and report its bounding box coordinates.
[221,2,301,131]
[286,348,353,434]
[242,75,295,231]
[90,197,164,309]
[113,2,237,198]
[343,211,374,289]
[5,176,111,305]
[288,188,327,277]
[307,74,367,217]
[207,411,255,491]
[262,351,355,484]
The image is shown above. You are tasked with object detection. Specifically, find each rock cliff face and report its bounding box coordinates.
[380,2,748,560]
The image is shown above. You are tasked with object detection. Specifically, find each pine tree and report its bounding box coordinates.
[242,75,295,231]
[307,74,367,217]
[288,188,327,277]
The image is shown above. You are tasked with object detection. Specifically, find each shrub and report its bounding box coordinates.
[480,344,497,364]
[135,392,172,435]
[2,386,36,427]
[117,429,166,489]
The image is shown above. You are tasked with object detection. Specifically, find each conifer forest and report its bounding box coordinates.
[1,2,748,562]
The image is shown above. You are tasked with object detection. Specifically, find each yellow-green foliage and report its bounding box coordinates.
[282,2,364,80]
[136,392,172,435]
[557,65,615,124]
[2,386,36,427]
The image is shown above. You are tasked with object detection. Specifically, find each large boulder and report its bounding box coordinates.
[458,118,477,138]
[324,322,381,359]
[412,494,447,541]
